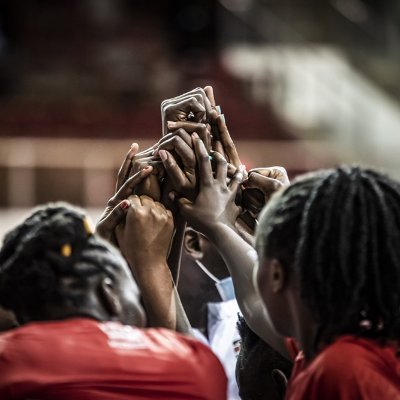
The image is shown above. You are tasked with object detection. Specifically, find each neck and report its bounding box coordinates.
[287,290,319,361]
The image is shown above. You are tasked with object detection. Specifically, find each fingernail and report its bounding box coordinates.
[143,165,153,171]
[192,132,199,139]
[130,142,138,149]
[121,200,130,210]
[167,121,177,129]
[220,114,225,123]
[216,105,222,114]
[159,150,168,162]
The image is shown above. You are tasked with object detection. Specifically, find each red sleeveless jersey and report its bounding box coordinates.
[0,318,227,399]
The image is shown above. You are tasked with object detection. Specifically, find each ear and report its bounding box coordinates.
[99,276,123,317]
[183,228,204,259]
[269,258,287,293]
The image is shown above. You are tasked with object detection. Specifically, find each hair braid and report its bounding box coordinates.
[258,166,400,345]
[0,203,119,320]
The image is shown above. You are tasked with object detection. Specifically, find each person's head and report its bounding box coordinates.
[256,166,400,348]
[236,315,292,400]
[183,227,229,280]
[179,227,228,331]
[0,203,146,327]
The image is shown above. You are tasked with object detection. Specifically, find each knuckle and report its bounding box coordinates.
[200,153,210,163]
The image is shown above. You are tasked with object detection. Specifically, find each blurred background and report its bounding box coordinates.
[0,0,400,238]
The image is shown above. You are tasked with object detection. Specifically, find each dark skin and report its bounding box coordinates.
[178,249,221,336]
[97,147,191,333]
[161,86,218,138]
[256,195,318,361]
[14,239,147,328]
[168,133,290,359]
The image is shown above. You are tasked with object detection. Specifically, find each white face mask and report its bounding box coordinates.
[194,260,235,302]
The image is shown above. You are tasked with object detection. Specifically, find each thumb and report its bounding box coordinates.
[97,200,130,240]
[244,172,282,194]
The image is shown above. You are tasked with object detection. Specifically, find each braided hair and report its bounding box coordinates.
[257,166,400,346]
[0,203,120,322]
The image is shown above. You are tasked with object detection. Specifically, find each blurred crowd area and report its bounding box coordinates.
[0,0,400,234]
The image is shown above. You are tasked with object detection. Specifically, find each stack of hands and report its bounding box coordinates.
[95,86,290,335]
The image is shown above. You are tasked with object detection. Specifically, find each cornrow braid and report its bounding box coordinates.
[0,203,119,321]
[257,166,400,346]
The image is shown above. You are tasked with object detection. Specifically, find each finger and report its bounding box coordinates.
[161,87,205,110]
[212,151,228,183]
[96,199,130,239]
[127,194,142,208]
[162,88,214,121]
[157,136,196,169]
[244,172,284,193]
[229,166,244,193]
[212,139,225,155]
[204,86,216,107]
[193,132,213,187]
[167,122,211,152]
[203,86,219,122]
[248,166,290,185]
[166,120,207,133]
[159,150,188,190]
[139,194,155,207]
[156,128,192,149]
[114,167,153,202]
[217,114,241,167]
[164,96,206,124]
[116,143,139,192]
[132,157,164,175]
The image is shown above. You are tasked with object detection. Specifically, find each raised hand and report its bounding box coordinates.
[115,195,174,270]
[176,133,245,237]
[96,143,153,243]
[242,167,290,217]
[161,87,218,136]
[211,114,245,181]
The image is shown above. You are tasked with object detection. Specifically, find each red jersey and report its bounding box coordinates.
[0,318,227,400]
[286,335,400,400]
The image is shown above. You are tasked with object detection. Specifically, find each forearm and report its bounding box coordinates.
[167,217,186,283]
[132,260,192,334]
[133,261,176,330]
[208,223,289,358]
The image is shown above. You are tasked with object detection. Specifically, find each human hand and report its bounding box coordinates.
[96,144,154,243]
[155,122,212,201]
[212,114,244,179]
[242,167,290,217]
[115,195,174,274]
[176,133,245,238]
[161,87,217,136]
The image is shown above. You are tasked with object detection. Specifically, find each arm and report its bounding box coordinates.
[115,195,191,334]
[171,134,289,358]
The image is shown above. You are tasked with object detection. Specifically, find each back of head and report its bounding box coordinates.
[257,166,400,345]
[236,315,292,400]
[0,203,121,323]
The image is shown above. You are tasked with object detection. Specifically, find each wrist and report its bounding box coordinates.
[205,221,235,242]
[128,256,170,275]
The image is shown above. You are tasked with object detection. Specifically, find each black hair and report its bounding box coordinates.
[0,202,120,322]
[236,315,293,400]
[257,166,400,346]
